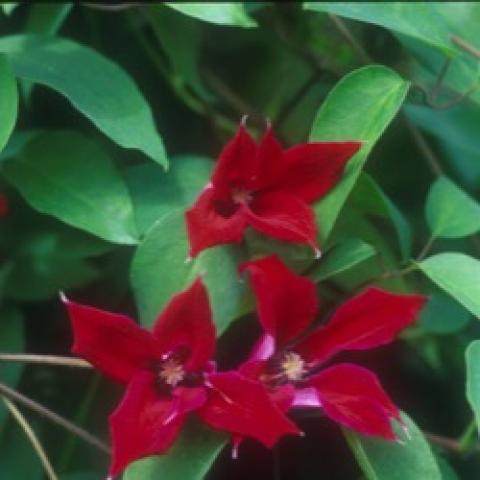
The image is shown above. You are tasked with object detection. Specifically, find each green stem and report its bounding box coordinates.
[458,419,478,453]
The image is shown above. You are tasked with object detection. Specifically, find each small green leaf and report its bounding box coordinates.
[0,54,18,153]
[419,293,471,334]
[310,66,409,243]
[124,421,226,480]
[163,3,257,28]
[3,131,138,244]
[466,340,480,434]
[126,155,212,235]
[344,412,442,480]
[309,238,375,282]
[426,176,480,238]
[304,2,455,55]
[418,253,480,318]
[0,35,167,167]
[1,3,17,16]
[131,210,248,333]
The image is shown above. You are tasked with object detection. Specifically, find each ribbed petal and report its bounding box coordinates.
[239,255,319,347]
[296,287,427,365]
[63,297,159,384]
[109,372,186,477]
[153,278,216,372]
[274,142,361,203]
[199,372,301,448]
[308,363,399,439]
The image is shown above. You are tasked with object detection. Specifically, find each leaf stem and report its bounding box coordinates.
[416,235,435,262]
[458,419,478,453]
[0,353,91,368]
[0,382,110,455]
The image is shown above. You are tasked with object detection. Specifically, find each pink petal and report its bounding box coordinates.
[199,372,301,448]
[109,372,186,477]
[239,256,319,347]
[292,387,322,408]
[185,187,248,257]
[275,142,361,203]
[247,191,319,253]
[153,278,216,372]
[308,363,400,439]
[62,297,159,384]
[296,287,427,365]
[249,333,276,361]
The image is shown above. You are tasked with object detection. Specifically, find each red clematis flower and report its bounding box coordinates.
[63,278,299,477]
[235,255,426,451]
[185,121,361,258]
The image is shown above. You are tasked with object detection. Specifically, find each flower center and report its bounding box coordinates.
[158,358,185,387]
[231,187,253,205]
[281,352,305,381]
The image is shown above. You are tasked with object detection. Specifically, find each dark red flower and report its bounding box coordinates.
[185,122,361,258]
[63,277,299,477]
[236,255,426,449]
[0,193,8,217]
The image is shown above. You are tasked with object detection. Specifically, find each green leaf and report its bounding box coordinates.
[419,293,471,334]
[1,3,17,16]
[344,412,442,480]
[304,2,455,55]
[126,155,212,235]
[124,422,226,480]
[3,131,138,244]
[418,253,480,318]
[163,3,257,28]
[310,66,409,243]
[0,35,167,168]
[308,238,375,282]
[0,54,18,153]
[24,3,72,35]
[0,307,24,435]
[131,210,248,333]
[426,176,480,238]
[466,340,480,434]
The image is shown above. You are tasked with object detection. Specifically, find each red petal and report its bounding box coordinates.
[109,372,186,477]
[62,297,158,384]
[275,142,361,203]
[296,287,427,365]
[185,187,248,257]
[199,372,301,448]
[247,192,319,253]
[239,256,319,346]
[308,363,399,439]
[210,123,258,191]
[153,278,216,372]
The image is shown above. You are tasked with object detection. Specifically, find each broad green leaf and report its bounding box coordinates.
[124,422,226,480]
[309,238,375,282]
[0,130,40,163]
[131,210,248,333]
[0,307,24,435]
[164,3,257,28]
[466,340,480,433]
[344,412,442,480]
[304,2,455,55]
[419,293,471,334]
[0,35,167,167]
[0,54,18,153]
[126,155,212,235]
[418,253,480,318]
[3,131,138,244]
[426,176,480,238]
[310,66,409,243]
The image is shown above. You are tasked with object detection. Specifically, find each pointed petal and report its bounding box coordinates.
[239,256,319,346]
[173,386,208,415]
[109,372,185,477]
[247,192,319,253]
[211,123,258,191]
[185,187,248,257]
[199,372,301,448]
[153,278,216,372]
[308,363,399,439]
[275,142,361,203]
[296,287,427,365]
[62,298,158,384]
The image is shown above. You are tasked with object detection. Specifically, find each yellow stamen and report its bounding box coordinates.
[158,359,185,386]
[281,352,305,381]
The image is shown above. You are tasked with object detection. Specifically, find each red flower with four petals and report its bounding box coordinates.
[186,122,361,258]
[234,255,426,453]
[63,278,299,477]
